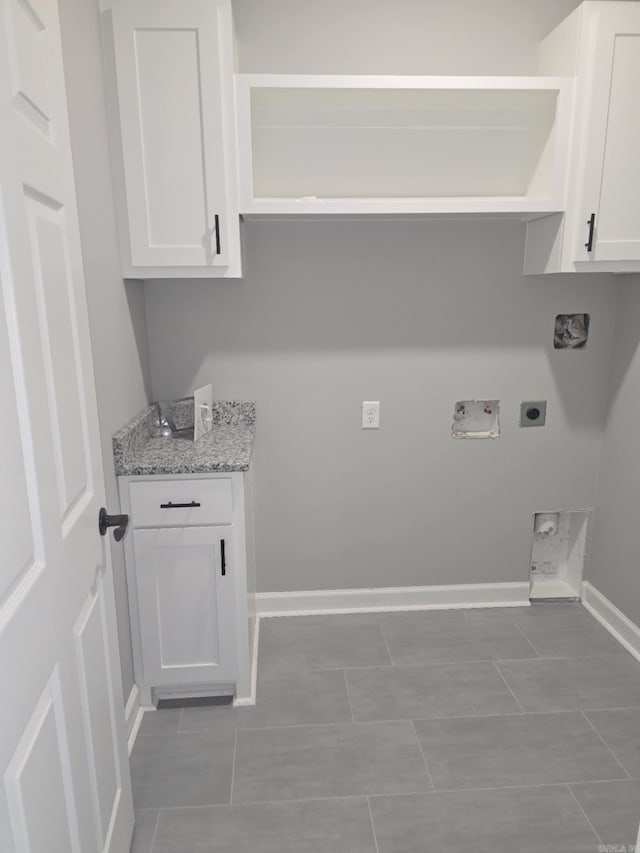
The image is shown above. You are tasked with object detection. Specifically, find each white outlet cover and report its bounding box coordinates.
[362,401,380,429]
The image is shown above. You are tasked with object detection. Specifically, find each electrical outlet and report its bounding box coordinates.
[362,401,380,429]
[520,401,547,427]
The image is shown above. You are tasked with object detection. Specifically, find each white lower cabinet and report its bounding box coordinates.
[133,526,237,687]
[119,473,255,705]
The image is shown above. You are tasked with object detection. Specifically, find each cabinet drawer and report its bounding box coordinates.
[129,479,233,528]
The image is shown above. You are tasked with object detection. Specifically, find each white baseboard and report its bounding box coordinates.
[582,581,640,664]
[256,582,531,617]
[233,616,260,707]
[124,684,144,755]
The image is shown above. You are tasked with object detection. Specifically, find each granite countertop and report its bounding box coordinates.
[113,400,255,476]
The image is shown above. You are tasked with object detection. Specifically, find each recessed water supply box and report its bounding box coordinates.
[529,510,589,600]
[452,400,500,439]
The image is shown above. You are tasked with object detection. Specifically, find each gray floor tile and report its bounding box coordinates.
[179,670,352,732]
[369,786,599,853]
[152,798,377,852]
[414,712,626,790]
[513,603,625,658]
[257,615,390,676]
[151,844,195,852]
[497,655,640,711]
[584,708,640,777]
[346,662,521,721]
[130,731,236,809]
[232,721,432,803]
[130,809,158,853]
[125,605,634,852]
[570,779,640,849]
[380,609,537,664]
[138,709,182,737]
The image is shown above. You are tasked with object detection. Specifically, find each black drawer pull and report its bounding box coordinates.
[220,539,226,576]
[160,501,201,509]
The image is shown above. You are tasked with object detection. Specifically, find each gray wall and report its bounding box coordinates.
[589,278,640,625]
[59,0,151,703]
[145,220,617,592]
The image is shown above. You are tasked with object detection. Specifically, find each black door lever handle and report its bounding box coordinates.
[98,507,129,542]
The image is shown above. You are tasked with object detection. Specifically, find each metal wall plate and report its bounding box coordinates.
[520,401,547,427]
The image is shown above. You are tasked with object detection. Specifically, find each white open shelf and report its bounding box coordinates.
[235,75,574,217]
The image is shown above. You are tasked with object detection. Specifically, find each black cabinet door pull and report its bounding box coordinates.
[160,501,201,509]
[214,214,221,256]
[220,539,226,576]
[585,212,596,252]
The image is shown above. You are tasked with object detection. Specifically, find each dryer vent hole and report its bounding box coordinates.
[554,314,589,349]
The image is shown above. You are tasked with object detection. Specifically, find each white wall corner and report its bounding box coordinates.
[582,582,640,665]
[256,582,531,618]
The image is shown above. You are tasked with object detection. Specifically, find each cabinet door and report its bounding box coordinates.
[575,5,640,262]
[133,526,237,686]
[110,1,231,268]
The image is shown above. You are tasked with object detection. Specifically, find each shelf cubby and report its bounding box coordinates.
[235,74,574,218]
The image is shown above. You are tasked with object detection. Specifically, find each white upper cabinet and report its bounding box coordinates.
[235,75,574,218]
[526,1,640,274]
[576,5,640,265]
[105,0,241,278]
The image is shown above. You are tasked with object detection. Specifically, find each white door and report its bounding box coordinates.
[0,0,134,851]
[575,5,640,262]
[134,526,237,687]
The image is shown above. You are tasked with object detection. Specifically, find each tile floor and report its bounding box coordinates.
[130,603,640,852]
